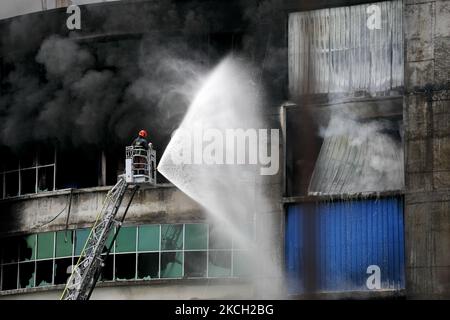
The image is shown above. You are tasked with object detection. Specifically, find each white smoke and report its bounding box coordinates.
[309,112,404,195]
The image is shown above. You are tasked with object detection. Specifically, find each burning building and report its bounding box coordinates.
[0,0,449,300]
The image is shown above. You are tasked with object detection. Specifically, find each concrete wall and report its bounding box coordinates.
[0,184,205,236]
[404,0,450,299]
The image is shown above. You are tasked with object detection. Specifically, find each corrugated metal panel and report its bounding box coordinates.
[288,0,403,97]
[308,123,404,195]
[285,197,405,294]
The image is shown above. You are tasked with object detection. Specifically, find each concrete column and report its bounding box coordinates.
[404,0,450,299]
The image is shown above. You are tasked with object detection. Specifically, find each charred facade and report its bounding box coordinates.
[0,0,449,300]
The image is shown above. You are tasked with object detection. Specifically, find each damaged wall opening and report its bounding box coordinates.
[285,0,405,197]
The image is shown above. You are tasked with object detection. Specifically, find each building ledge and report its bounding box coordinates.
[0,183,175,203]
[288,289,406,300]
[0,277,251,298]
[282,190,405,204]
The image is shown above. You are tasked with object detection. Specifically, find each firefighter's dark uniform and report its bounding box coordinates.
[132,136,149,175]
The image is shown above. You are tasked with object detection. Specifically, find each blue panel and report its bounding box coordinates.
[285,197,405,294]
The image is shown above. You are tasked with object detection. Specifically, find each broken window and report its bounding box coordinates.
[37,232,54,260]
[19,234,36,261]
[0,173,3,198]
[160,251,183,278]
[184,251,207,278]
[115,253,136,280]
[185,224,207,250]
[208,250,232,277]
[115,226,136,253]
[0,223,243,292]
[137,253,159,280]
[100,254,114,281]
[5,171,19,198]
[161,225,183,251]
[138,225,160,252]
[35,260,53,287]
[2,237,19,263]
[2,264,18,290]
[20,169,36,195]
[0,146,56,199]
[19,262,35,288]
[54,258,73,285]
[38,166,54,192]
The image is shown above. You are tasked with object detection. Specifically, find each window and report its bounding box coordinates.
[161,224,183,250]
[208,250,232,277]
[0,147,56,199]
[19,262,35,288]
[115,227,136,253]
[19,235,36,261]
[138,225,159,252]
[160,251,183,278]
[56,231,73,258]
[37,233,54,260]
[137,253,159,280]
[185,224,207,250]
[0,223,248,291]
[75,228,91,256]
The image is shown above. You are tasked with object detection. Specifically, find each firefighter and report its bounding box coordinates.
[132,130,150,175]
[133,130,149,150]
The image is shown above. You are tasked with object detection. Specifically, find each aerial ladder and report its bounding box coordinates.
[60,144,157,300]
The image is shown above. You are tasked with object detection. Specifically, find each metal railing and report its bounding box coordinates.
[125,144,156,185]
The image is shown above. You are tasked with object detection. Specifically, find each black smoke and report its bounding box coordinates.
[0,0,287,153]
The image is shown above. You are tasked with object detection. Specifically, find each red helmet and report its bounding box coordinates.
[139,130,148,138]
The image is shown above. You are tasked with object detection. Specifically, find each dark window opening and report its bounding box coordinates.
[115,253,136,281]
[19,262,35,288]
[38,166,54,192]
[20,169,36,195]
[56,147,99,189]
[20,149,36,169]
[2,264,18,290]
[285,107,322,196]
[137,253,159,280]
[100,255,114,282]
[35,260,53,287]
[2,237,19,263]
[5,171,19,198]
[19,235,36,261]
[0,145,55,198]
[54,258,73,285]
[0,173,3,198]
